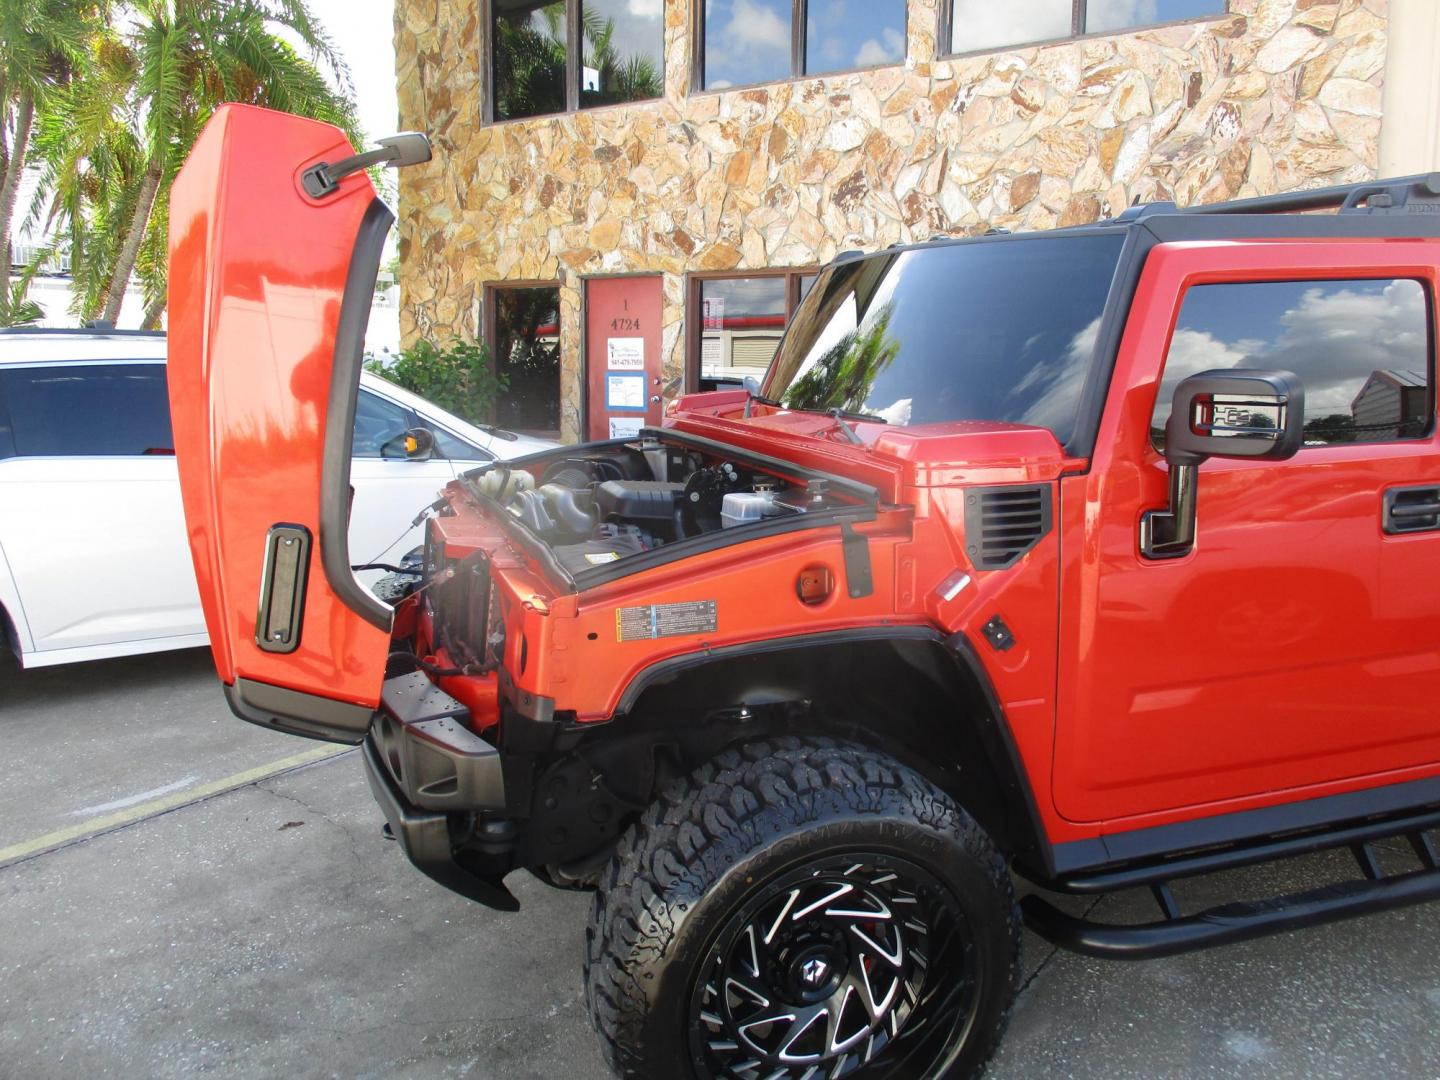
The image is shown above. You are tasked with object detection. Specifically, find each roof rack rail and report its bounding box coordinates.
[1185,172,1440,216]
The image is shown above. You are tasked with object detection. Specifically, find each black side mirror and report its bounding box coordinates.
[1142,369,1304,559]
[1165,369,1305,466]
[381,426,435,461]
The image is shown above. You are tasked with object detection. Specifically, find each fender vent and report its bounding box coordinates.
[963,485,1052,570]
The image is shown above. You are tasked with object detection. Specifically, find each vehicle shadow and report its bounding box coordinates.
[0,646,219,714]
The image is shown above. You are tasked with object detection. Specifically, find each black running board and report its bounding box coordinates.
[1022,866,1440,960]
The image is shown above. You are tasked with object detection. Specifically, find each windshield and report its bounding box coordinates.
[763,234,1124,445]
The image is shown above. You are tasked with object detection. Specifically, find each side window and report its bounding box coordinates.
[352,390,413,458]
[1152,279,1433,449]
[0,364,173,456]
[426,425,492,462]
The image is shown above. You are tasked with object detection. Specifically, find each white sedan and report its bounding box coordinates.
[0,328,554,668]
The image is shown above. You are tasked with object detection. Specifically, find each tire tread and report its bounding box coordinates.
[583,736,1021,1078]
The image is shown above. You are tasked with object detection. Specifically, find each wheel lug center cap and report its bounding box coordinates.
[799,957,828,987]
[788,946,842,1000]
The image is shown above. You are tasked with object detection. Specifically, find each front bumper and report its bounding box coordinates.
[361,671,519,911]
[370,671,506,812]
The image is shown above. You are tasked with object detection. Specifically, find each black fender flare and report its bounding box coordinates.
[612,625,1056,876]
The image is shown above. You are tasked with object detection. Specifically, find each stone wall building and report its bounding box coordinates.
[391,0,1438,443]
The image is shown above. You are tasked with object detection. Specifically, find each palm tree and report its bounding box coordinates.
[95,0,358,326]
[0,0,98,323]
[30,0,358,326]
[26,28,141,322]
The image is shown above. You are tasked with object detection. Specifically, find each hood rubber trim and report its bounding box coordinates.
[320,196,395,632]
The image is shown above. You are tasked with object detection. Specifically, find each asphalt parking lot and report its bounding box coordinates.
[3,649,1440,1079]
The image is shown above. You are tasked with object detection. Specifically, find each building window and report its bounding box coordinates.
[688,270,816,391]
[700,0,906,90]
[1151,279,1433,449]
[487,284,563,436]
[487,0,663,122]
[946,0,1227,57]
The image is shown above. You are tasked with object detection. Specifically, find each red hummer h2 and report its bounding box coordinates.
[168,105,1440,1079]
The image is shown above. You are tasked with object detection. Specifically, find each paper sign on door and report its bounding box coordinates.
[608,417,643,439]
[607,337,644,370]
[606,373,647,411]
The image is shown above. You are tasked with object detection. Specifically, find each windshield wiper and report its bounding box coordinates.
[760,400,889,426]
[741,376,784,418]
[826,406,888,425]
[826,408,865,445]
[786,404,890,443]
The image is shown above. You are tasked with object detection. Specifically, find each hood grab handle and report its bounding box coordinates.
[303,131,432,199]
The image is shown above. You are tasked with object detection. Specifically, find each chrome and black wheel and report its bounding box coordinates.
[584,738,1020,1080]
[693,853,977,1078]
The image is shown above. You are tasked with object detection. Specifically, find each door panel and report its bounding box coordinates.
[0,457,202,651]
[168,103,391,709]
[585,276,664,441]
[1054,242,1440,825]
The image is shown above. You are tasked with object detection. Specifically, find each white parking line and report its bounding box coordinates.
[0,744,351,868]
[71,775,201,816]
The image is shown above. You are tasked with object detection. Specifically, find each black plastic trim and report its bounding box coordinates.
[607,624,1056,874]
[1183,172,1440,216]
[320,197,395,632]
[1022,864,1440,960]
[254,524,310,653]
[1042,805,1440,895]
[1383,484,1440,535]
[613,625,939,715]
[839,522,873,598]
[361,736,519,911]
[1064,226,1156,461]
[961,484,1053,570]
[1048,773,1440,877]
[945,631,1055,877]
[373,672,508,812]
[1145,212,1440,242]
[225,677,374,744]
[498,665,557,724]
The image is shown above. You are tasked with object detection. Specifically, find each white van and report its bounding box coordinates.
[0,329,554,668]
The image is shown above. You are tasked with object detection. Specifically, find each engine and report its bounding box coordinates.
[467,436,843,576]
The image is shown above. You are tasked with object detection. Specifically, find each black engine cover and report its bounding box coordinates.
[552,524,652,575]
[594,480,685,522]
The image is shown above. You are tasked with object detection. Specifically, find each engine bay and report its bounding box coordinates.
[463,435,854,576]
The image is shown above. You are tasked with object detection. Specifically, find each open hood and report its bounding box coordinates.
[168,104,419,741]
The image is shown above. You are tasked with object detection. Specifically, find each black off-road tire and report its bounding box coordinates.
[583,736,1021,1079]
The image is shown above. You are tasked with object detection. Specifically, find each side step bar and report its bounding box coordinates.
[1023,864,1440,959]
[1035,805,1440,895]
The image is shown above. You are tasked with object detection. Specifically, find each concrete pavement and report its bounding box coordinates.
[2,649,1438,1078]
